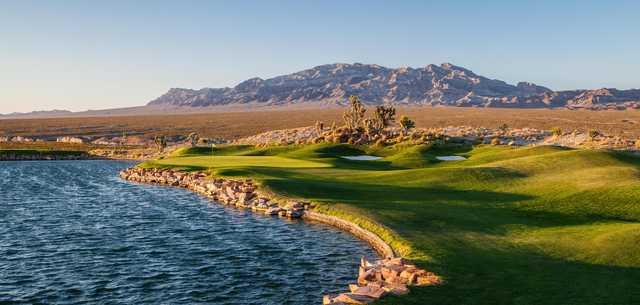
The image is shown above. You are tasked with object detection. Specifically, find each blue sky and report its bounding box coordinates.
[1,0,638,113]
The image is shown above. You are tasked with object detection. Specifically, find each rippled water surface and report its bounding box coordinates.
[0,161,376,304]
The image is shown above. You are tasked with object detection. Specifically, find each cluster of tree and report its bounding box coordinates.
[551,127,601,141]
[152,132,204,153]
[154,135,167,153]
[341,95,415,136]
[187,132,199,147]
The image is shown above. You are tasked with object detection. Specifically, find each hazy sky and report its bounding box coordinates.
[1,0,638,113]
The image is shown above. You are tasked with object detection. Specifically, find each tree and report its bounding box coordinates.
[187,132,199,147]
[363,104,396,137]
[342,95,366,131]
[399,115,415,134]
[374,104,396,128]
[154,135,167,153]
[315,121,324,134]
[588,129,600,140]
[363,118,381,137]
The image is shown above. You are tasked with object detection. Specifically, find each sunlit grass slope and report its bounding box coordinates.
[140,144,640,305]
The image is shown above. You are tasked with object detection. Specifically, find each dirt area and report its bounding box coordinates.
[1,107,638,141]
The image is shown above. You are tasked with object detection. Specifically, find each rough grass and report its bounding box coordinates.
[140,143,640,305]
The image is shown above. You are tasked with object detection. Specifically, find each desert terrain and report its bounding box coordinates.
[1,107,639,141]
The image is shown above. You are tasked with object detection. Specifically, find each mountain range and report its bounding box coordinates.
[3,63,639,119]
[149,63,640,110]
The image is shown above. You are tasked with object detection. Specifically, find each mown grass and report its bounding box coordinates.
[140,143,640,305]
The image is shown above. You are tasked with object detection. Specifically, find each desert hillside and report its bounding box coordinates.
[149,63,640,110]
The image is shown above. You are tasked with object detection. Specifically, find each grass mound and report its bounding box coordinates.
[141,143,640,305]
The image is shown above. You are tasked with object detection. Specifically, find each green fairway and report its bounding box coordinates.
[140,144,640,305]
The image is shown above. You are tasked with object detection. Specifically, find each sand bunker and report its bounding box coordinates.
[436,156,467,161]
[341,155,383,161]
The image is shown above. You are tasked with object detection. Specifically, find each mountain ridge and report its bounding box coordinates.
[149,63,640,110]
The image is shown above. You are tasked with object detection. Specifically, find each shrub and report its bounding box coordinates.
[491,138,501,146]
[635,139,640,149]
[588,129,600,139]
[551,127,562,137]
[399,115,415,134]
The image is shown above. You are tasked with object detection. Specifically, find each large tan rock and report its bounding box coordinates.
[287,201,304,210]
[382,282,409,295]
[351,283,387,299]
[265,207,281,215]
[322,295,348,305]
[380,264,404,283]
[331,293,375,304]
[348,284,359,293]
[400,268,419,285]
[287,209,304,218]
[415,272,442,286]
[357,268,381,286]
[225,186,236,199]
[236,192,254,204]
[360,257,374,269]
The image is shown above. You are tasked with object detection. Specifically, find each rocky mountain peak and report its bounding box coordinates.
[147,63,639,109]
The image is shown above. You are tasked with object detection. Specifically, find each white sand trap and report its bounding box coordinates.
[341,155,383,161]
[436,156,467,161]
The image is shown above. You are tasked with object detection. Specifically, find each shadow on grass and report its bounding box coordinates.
[322,158,396,170]
[377,242,640,305]
[259,171,625,234]
[609,150,640,167]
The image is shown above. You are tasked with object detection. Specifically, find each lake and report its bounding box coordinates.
[0,160,375,304]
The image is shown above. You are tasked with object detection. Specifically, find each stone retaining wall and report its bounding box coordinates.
[119,167,441,304]
[303,211,395,259]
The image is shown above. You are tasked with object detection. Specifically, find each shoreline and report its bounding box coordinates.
[119,167,441,304]
[0,152,148,162]
[0,153,92,161]
[0,156,142,161]
[303,211,395,259]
